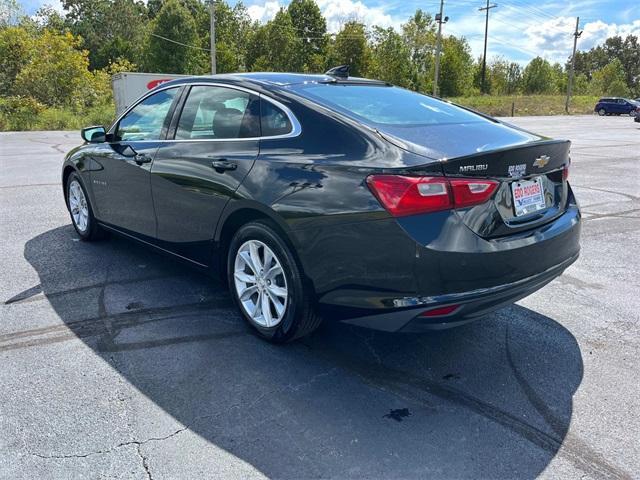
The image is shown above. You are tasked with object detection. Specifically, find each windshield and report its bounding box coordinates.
[293,84,490,127]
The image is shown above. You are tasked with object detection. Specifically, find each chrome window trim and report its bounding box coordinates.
[108,81,301,142]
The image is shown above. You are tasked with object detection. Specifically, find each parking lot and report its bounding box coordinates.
[1,115,638,479]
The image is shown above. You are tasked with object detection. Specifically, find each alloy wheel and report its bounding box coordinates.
[68,179,89,233]
[233,240,288,328]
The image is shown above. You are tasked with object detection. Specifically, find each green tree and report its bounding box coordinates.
[29,5,67,33]
[329,21,369,77]
[573,73,589,95]
[288,0,326,72]
[523,56,554,94]
[246,9,302,72]
[12,30,94,107]
[551,62,565,94]
[571,34,639,96]
[62,0,148,70]
[0,26,32,95]
[590,58,629,96]
[145,0,206,74]
[402,10,436,92]
[211,1,253,72]
[369,26,411,87]
[602,35,639,96]
[505,61,522,94]
[439,36,474,97]
[487,56,506,94]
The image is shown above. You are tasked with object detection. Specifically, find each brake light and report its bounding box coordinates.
[449,179,499,209]
[367,175,498,217]
[366,175,451,216]
[563,164,569,181]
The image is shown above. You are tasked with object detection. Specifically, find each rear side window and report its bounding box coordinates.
[260,99,292,137]
[294,84,488,126]
[175,85,259,140]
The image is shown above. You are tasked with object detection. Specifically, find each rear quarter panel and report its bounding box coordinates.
[227,94,441,297]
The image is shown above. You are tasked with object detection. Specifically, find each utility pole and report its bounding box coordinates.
[433,0,448,97]
[565,17,582,113]
[209,0,216,74]
[479,0,497,94]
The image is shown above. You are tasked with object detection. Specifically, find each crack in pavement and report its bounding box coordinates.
[28,426,189,461]
[136,444,153,480]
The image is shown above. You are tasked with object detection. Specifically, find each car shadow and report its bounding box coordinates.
[15,225,596,478]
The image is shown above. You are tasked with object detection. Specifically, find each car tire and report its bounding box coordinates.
[598,108,606,116]
[66,172,106,241]
[227,220,321,343]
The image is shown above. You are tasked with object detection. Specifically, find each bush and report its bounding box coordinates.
[0,96,114,131]
[0,96,45,130]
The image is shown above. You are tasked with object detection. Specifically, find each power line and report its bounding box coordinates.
[498,3,572,33]
[500,0,561,22]
[150,33,211,51]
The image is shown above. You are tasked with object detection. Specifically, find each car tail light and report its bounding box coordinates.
[563,163,570,181]
[449,179,499,209]
[366,175,498,217]
[366,175,451,216]
[419,304,461,317]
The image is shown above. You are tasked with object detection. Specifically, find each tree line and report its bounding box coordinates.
[0,0,638,129]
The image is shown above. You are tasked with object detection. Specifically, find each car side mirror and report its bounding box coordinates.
[81,126,106,143]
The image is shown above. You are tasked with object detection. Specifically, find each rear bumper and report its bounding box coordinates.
[343,252,577,332]
[314,191,581,332]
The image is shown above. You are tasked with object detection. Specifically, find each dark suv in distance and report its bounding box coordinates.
[594,97,639,116]
[62,70,581,342]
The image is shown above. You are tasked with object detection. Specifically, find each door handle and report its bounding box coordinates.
[134,153,153,165]
[210,159,237,172]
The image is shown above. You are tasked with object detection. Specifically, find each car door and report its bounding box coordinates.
[150,84,261,265]
[90,86,181,238]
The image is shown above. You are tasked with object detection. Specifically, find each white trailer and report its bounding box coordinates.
[111,72,191,115]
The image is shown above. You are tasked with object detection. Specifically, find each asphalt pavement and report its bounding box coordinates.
[0,115,638,479]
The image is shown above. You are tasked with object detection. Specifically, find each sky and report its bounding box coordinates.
[19,0,640,65]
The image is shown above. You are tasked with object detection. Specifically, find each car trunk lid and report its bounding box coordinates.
[377,122,571,238]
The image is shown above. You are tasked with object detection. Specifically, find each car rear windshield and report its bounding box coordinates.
[293,84,489,127]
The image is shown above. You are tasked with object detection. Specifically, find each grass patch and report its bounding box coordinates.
[447,95,600,117]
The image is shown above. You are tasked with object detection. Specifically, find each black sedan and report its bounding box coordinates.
[62,70,581,342]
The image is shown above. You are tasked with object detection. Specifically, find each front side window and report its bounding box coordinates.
[175,86,259,139]
[294,84,490,127]
[116,88,178,141]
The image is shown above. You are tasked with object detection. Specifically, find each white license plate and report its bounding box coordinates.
[511,177,546,216]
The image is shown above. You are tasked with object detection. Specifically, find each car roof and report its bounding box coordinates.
[158,72,389,90]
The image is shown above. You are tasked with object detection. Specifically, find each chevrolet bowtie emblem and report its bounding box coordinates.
[533,155,550,168]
